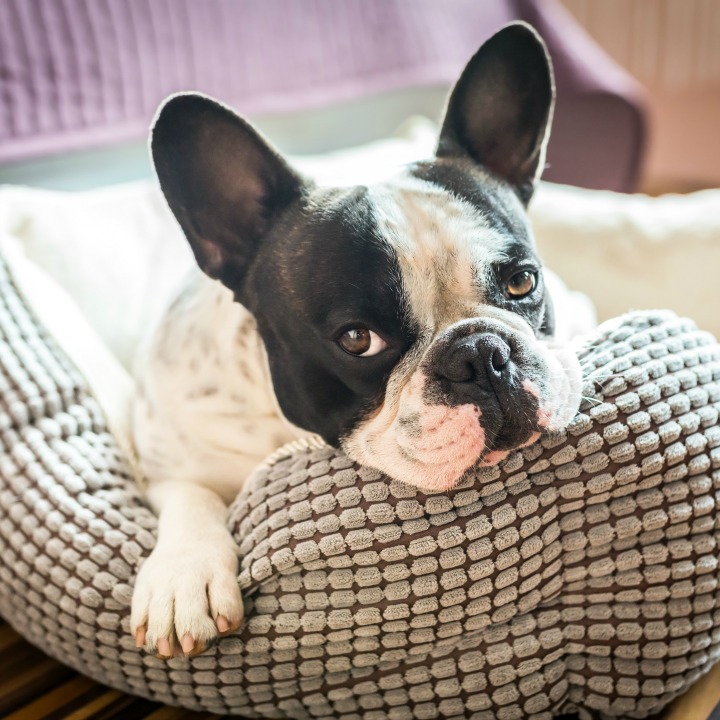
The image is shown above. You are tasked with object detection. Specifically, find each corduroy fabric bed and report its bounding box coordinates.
[1,249,720,719]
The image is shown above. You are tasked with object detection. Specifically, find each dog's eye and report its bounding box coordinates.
[505,270,537,298]
[337,328,387,357]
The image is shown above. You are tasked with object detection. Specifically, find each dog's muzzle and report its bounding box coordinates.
[342,316,581,492]
[427,325,541,451]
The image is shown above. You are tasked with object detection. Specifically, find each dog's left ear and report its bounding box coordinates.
[437,22,555,204]
[151,93,305,289]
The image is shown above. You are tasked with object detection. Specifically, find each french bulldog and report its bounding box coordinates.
[131,22,582,658]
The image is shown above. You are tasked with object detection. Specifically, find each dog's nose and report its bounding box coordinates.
[435,332,513,387]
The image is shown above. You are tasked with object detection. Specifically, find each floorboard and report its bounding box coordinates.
[0,619,219,719]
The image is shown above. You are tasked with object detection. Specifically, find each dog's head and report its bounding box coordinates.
[151,23,582,491]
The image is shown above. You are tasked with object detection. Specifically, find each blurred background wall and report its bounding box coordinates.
[559,0,720,193]
[0,0,647,192]
[0,0,717,195]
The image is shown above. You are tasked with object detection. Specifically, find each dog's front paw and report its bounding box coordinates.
[130,538,243,658]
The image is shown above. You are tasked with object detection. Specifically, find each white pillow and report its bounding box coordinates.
[0,181,194,371]
[0,233,135,453]
[530,183,720,338]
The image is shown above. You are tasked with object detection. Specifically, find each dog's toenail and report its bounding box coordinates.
[157,637,172,656]
[216,616,230,633]
[181,633,195,654]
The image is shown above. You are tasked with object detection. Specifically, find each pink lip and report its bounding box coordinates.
[520,431,541,447]
[363,372,551,493]
[479,449,510,466]
[398,401,486,491]
[537,408,554,428]
[522,378,554,429]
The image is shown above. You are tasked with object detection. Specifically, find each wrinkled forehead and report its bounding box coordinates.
[367,166,536,330]
[270,166,536,333]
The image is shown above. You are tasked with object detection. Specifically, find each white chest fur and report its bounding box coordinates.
[133,272,305,503]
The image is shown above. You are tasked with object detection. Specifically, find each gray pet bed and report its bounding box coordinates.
[1,252,720,720]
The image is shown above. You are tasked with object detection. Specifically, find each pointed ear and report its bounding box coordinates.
[151,93,305,288]
[437,22,555,203]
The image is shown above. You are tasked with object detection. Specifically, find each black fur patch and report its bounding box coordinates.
[241,185,416,444]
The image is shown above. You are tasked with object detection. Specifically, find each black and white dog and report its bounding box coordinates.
[131,23,582,658]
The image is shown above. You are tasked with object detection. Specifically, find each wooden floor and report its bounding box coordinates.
[0,619,219,720]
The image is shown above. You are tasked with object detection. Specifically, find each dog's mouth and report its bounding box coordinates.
[388,393,542,489]
[342,340,583,493]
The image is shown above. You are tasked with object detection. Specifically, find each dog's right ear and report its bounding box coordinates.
[151,93,305,289]
[437,23,555,205]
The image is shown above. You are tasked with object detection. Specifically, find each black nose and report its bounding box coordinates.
[435,332,513,387]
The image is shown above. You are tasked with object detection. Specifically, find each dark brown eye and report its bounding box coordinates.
[505,270,537,298]
[337,328,387,357]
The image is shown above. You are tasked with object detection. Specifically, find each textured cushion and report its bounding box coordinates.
[1,249,720,719]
